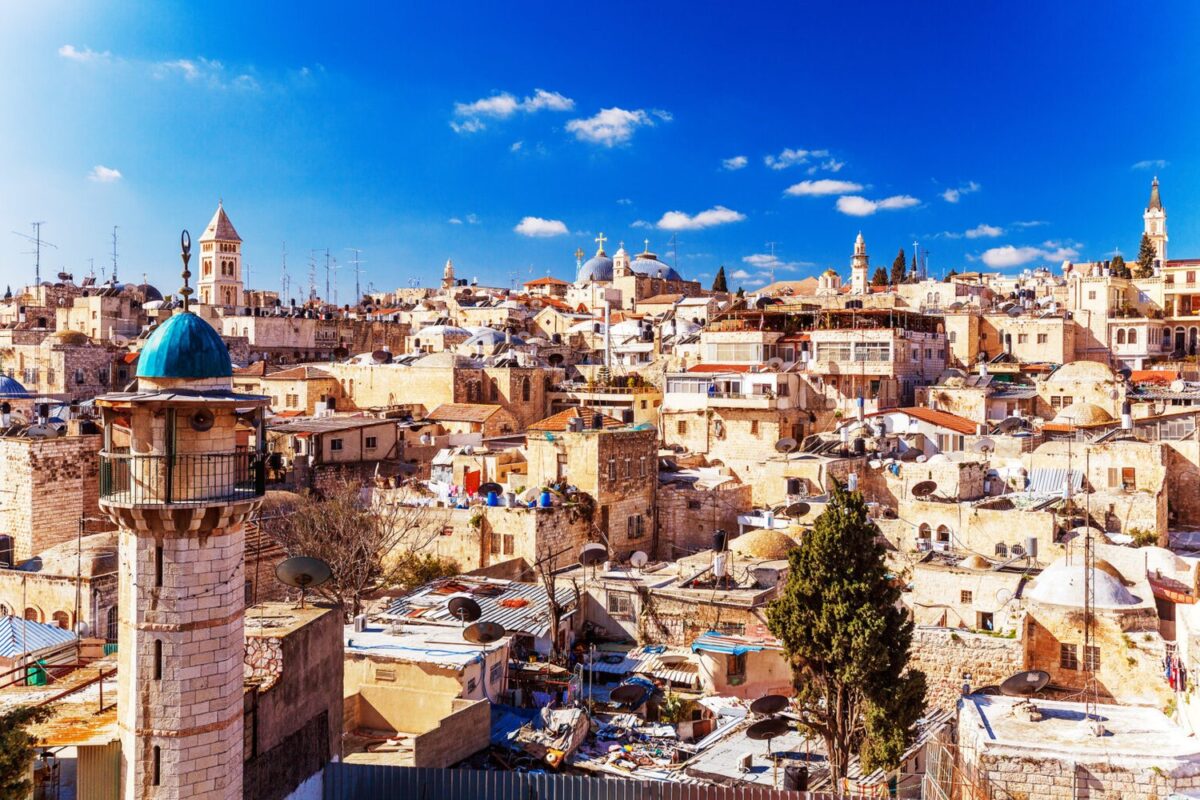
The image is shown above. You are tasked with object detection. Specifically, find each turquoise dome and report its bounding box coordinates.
[136,312,232,379]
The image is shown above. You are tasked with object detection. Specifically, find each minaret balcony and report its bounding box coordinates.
[99,449,265,508]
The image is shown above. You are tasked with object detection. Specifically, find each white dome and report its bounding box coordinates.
[1027,558,1139,609]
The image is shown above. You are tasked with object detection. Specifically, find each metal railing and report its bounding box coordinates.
[99,450,265,506]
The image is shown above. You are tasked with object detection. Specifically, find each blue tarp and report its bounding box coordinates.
[689,633,766,656]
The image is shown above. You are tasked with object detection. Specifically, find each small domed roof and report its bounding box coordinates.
[0,375,28,397]
[53,330,90,345]
[728,528,798,560]
[136,312,232,380]
[1053,401,1113,426]
[464,330,524,347]
[1046,361,1118,385]
[579,253,614,283]
[137,283,163,302]
[958,555,991,570]
[1027,558,1139,608]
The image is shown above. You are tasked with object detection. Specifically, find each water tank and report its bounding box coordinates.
[783,765,808,791]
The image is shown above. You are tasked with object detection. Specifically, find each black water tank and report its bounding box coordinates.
[592,412,604,429]
[712,529,727,552]
[783,764,808,791]
[621,408,634,424]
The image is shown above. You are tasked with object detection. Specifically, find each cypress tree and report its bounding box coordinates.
[890,248,906,285]
[712,266,729,293]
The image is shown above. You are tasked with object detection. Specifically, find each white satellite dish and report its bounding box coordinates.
[973,437,995,454]
[630,550,649,569]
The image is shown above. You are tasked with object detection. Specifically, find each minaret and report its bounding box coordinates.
[197,201,244,308]
[442,258,456,291]
[1144,177,1168,264]
[850,232,869,294]
[99,231,267,800]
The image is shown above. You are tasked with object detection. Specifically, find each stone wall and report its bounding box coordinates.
[656,481,752,560]
[908,626,1026,710]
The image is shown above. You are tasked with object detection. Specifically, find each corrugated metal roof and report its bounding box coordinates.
[387,577,575,639]
[1026,467,1083,495]
[690,631,782,655]
[0,615,77,658]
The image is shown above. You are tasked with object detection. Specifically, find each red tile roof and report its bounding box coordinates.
[868,406,977,436]
[524,276,569,287]
[1131,369,1179,385]
[528,406,622,432]
[686,364,753,373]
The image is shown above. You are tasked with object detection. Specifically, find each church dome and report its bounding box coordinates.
[578,253,614,283]
[1052,402,1113,427]
[136,312,232,380]
[1026,558,1139,609]
[630,252,682,281]
[137,283,163,302]
[728,528,799,560]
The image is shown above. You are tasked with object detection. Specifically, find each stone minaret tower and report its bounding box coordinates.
[849,232,869,294]
[1143,177,1168,265]
[442,258,456,290]
[197,201,244,308]
[98,232,267,800]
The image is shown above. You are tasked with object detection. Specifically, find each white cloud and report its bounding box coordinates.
[466,213,480,225]
[514,216,568,237]
[59,44,110,63]
[510,141,523,152]
[722,155,748,171]
[452,88,574,133]
[88,165,122,183]
[731,269,753,280]
[566,107,665,147]
[743,253,812,272]
[941,181,981,203]
[1013,220,1048,229]
[836,194,919,216]
[785,179,864,197]
[616,198,633,206]
[807,158,844,174]
[1132,159,1168,170]
[631,220,653,229]
[656,205,746,231]
[764,148,829,170]
[980,241,1080,269]
[448,217,463,225]
[965,223,1003,239]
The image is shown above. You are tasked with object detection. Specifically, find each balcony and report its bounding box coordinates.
[705,390,779,409]
[99,450,265,507]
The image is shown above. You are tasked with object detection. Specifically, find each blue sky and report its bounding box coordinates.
[1,2,1198,300]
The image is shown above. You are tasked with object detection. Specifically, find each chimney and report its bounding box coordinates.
[1121,401,1132,431]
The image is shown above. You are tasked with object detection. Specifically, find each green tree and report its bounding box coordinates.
[1110,254,1130,279]
[736,286,745,298]
[766,481,926,781]
[0,705,53,797]
[712,266,729,293]
[870,266,889,287]
[1134,233,1158,278]
[890,248,906,285]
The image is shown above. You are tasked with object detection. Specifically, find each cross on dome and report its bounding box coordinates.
[594,232,607,255]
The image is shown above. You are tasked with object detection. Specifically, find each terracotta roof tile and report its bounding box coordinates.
[869,406,977,436]
[426,403,502,423]
[527,406,622,432]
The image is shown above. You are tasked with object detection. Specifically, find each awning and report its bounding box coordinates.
[690,633,767,656]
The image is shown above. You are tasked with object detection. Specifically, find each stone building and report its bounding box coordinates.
[197,202,245,308]
[235,363,345,416]
[525,407,658,559]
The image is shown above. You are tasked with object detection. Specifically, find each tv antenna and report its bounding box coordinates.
[668,232,680,269]
[11,223,57,287]
[307,249,318,302]
[765,241,778,285]
[280,242,290,304]
[324,248,332,304]
[347,248,366,305]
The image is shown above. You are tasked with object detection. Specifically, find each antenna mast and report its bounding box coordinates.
[111,226,120,282]
[280,242,290,304]
[11,223,57,288]
[347,248,366,305]
[308,249,318,303]
[668,233,679,269]
[765,241,778,286]
[324,248,331,304]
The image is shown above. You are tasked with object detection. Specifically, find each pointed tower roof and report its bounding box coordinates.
[1148,177,1163,212]
[199,202,241,242]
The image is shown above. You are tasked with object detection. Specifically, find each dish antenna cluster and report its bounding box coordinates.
[275,556,333,609]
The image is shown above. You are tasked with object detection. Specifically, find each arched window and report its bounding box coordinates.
[1116,329,1126,345]
[1128,329,1137,345]
[917,523,932,543]
[936,525,951,545]
[0,534,12,567]
[521,378,531,402]
[106,605,118,642]
[52,611,70,629]
[24,607,40,623]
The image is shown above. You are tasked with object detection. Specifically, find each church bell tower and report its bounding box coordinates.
[850,232,869,294]
[197,201,244,308]
[1144,177,1168,265]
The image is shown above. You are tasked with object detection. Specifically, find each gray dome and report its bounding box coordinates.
[464,330,524,347]
[631,253,682,281]
[578,254,614,283]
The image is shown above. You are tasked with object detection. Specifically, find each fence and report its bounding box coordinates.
[321,764,867,800]
[99,450,264,506]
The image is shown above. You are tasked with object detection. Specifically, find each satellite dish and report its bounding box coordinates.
[764,357,784,370]
[995,588,1013,605]
[477,481,503,496]
[446,594,482,623]
[189,408,215,432]
[915,454,927,463]
[746,717,790,742]
[784,502,811,518]
[275,556,333,608]
[997,417,1026,434]
[749,694,790,716]
[630,550,649,569]
[610,683,650,707]
[775,438,798,454]
[463,621,505,644]
[579,542,607,567]
[333,346,350,360]
[371,349,393,364]
[972,437,995,454]
[911,480,938,498]
[999,670,1050,698]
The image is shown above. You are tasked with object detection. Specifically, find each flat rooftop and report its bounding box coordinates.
[245,601,334,640]
[344,622,507,669]
[964,694,1200,761]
